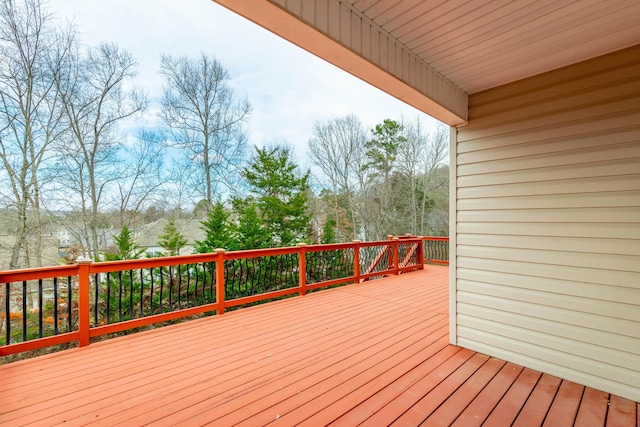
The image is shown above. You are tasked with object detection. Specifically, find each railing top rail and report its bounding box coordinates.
[0,236,436,279]
[304,242,356,253]
[88,253,221,273]
[0,265,79,283]
[224,246,300,260]
[422,236,449,241]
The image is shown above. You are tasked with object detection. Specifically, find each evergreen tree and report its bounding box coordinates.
[234,199,271,250]
[243,146,310,247]
[157,218,187,256]
[363,119,406,181]
[107,224,145,260]
[321,216,337,244]
[194,201,237,252]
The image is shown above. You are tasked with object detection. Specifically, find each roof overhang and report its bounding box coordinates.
[212,0,640,127]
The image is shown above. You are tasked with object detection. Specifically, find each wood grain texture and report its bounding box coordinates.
[0,266,636,425]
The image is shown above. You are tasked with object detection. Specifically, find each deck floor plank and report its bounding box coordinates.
[3,292,402,422]
[326,345,464,427]
[23,295,434,424]
[513,374,562,427]
[574,387,609,427]
[421,356,506,426]
[607,395,638,427]
[357,348,476,427]
[482,367,542,426]
[0,265,637,426]
[134,315,446,426]
[450,362,524,427]
[215,325,450,426]
[388,353,490,426]
[543,380,585,427]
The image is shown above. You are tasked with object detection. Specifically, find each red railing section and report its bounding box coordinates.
[0,236,448,356]
[423,236,450,265]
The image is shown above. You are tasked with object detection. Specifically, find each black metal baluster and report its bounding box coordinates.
[53,277,59,335]
[22,281,27,342]
[118,271,123,322]
[226,261,233,298]
[38,279,43,338]
[185,264,191,306]
[209,263,214,303]
[177,265,182,309]
[67,276,72,332]
[94,273,99,326]
[192,263,199,305]
[262,257,269,294]
[168,266,174,310]
[200,263,206,304]
[128,270,134,319]
[5,282,10,344]
[159,268,164,314]
[139,269,144,317]
[106,272,111,324]
[194,263,200,305]
[268,256,275,291]
[149,268,155,315]
[223,262,231,299]
[239,260,246,298]
[237,261,243,297]
[214,261,219,301]
[248,259,253,295]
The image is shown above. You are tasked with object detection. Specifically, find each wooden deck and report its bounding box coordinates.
[1,265,638,426]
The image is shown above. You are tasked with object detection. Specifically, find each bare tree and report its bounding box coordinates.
[308,114,367,240]
[397,118,448,235]
[0,0,74,268]
[419,123,449,234]
[112,129,165,228]
[56,43,146,258]
[160,53,250,205]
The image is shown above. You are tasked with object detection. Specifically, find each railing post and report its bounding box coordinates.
[215,248,226,315]
[387,235,394,270]
[393,237,400,275]
[352,240,361,283]
[417,236,425,269]
[77,258,92,347]
[297,243,307,296]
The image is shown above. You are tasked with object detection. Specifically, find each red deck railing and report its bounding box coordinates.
[0,236,448,356]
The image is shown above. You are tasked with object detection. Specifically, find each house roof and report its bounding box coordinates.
[136,218,204,248]
[213,0,640,125]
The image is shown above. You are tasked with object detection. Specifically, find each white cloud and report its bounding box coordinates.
[51,0,438,166]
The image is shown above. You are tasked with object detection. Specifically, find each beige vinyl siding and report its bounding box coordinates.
[454,45,640,402]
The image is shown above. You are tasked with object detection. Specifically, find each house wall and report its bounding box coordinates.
[452,45,640,401]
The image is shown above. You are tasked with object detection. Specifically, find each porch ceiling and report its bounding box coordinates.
[212,0,640,125]
[351,0,640,94]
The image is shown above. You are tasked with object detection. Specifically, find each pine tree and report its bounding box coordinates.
[194,201,237,252]
[321,216,337,244]
[235,199,271,250]
[243,146,310,247]
[363,119,406,181]
[108,224,145,260]
[157,218,187,256]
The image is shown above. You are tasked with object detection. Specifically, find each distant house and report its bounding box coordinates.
[135,218,205,256]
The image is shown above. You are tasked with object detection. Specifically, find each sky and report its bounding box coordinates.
[51,0,438,166]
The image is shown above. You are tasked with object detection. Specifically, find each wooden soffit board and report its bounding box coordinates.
[212,0,469,126]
